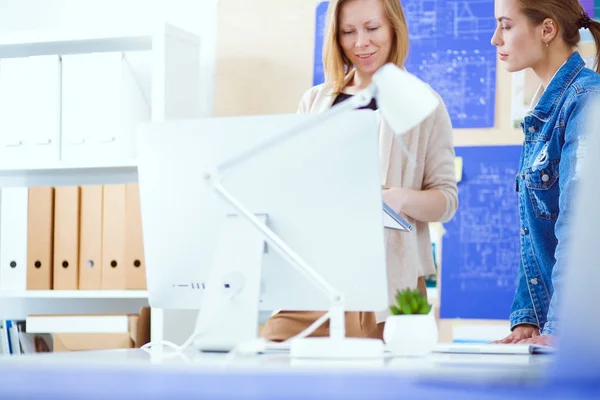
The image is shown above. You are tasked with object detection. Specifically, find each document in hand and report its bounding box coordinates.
[383,202,412,232]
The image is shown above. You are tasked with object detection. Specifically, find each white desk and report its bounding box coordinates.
[1,348,551,380]
[2,347,549,367]
[0,349,585,399]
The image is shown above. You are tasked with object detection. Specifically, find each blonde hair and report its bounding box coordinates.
[322,0,410,94]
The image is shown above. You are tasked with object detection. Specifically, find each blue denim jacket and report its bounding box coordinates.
[511,51,600,335]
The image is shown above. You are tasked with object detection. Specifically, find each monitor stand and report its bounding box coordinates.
[192,214,266,352]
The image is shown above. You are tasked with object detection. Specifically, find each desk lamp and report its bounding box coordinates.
[204,63,440,359]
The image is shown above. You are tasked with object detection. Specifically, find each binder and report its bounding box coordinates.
[26,55,62,164]
[53,186,80,290]
[0,56,61,165]
[26,187,55,290]
[101,184,126,289]
[125,183,147,289]
[61,52,150,163]
[0,188,28,292]
[78,185,104,290]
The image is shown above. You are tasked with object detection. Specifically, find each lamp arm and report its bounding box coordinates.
[206,176,345,307]
[216,85,377,174]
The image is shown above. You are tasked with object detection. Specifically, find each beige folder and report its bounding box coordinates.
[101,184,126,289]
[26,187,55,290]
[78,185,104,290]
[53,186,80,290]
[125,183,146,289]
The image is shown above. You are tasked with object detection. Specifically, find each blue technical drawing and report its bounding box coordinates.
[313,1,329,86]
[440,145,522,320]
[404,0,497,128]
[313,0,497,128]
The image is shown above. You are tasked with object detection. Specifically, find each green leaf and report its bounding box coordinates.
[398,295,405,307]
[390,287,432,314]
[401,303,412,315]
[395,293,403,307]
[410,298,418,312]
[419,304,431,314]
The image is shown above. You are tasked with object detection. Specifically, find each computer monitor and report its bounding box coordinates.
[136,110,388,355]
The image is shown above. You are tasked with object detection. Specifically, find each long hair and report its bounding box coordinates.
[322,0,410,94]
[518,0,600,73]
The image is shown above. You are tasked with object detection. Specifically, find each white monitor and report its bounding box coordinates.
[136,110,388,356]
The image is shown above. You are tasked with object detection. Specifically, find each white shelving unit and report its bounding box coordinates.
[0,23,204,345]
[0,160,138,188]
[0,291,149,321]
[0,290,149,299]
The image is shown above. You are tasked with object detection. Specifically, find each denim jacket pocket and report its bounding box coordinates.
[523,159,560,220]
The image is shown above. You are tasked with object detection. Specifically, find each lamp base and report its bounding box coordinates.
[289,337,385,360]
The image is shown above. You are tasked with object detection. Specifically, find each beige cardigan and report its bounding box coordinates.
[296,76,458,323]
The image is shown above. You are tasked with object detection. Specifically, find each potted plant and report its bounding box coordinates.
[383,288,438,356]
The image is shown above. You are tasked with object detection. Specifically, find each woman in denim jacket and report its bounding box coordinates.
[490,0,600,347]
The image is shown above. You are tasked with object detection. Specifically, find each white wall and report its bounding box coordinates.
[0,0,218,117]
[0,0,204,34]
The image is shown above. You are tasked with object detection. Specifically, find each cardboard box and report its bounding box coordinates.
[52,307,150,352]
[133,306,151,348]
[53,333,133,352]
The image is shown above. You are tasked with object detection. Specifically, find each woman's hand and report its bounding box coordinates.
[382,187,447,223]
[492,324,539,344]
[382,187,411,214]
[517,334,555,347]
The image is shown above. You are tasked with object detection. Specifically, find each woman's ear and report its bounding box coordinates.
[541,18,558,46]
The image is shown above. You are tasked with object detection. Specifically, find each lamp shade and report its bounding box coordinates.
[371,63,439,135]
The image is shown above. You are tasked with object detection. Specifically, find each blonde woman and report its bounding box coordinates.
[261,0,458,341]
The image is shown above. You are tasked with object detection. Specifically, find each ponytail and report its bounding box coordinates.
[586,19,600,74]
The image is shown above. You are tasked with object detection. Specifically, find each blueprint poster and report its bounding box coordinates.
[439,145,522,320]
[313,0,497,128]
[313,1,329,86]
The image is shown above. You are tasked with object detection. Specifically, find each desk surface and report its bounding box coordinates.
[0,349,595,399]
[1,347,552,377]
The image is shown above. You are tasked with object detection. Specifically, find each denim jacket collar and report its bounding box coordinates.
[529,51,586,122]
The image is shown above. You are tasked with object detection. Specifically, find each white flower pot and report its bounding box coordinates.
[383,313,438,357]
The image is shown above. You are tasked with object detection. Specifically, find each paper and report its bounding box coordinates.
[454,157,463,183]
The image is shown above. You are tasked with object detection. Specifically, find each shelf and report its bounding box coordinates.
[0,24,199,59]
[0,160,138,187]
[0,159,137,171]
[0,32,152,58]
[0,291,149,319]
[0,290,148,299]
[0,22,201,342]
